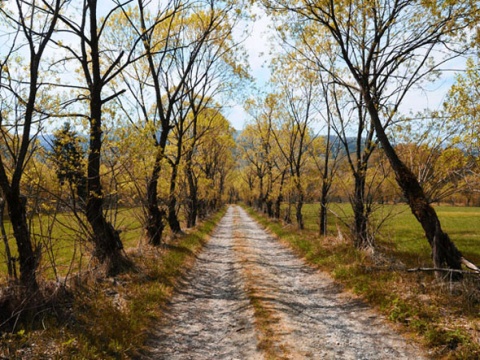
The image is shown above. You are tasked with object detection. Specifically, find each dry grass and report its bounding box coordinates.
[233,228,289,360]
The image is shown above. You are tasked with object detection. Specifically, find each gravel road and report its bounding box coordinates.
[145,205,426,359]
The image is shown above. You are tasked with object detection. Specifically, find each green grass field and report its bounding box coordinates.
[2,202,478,281]
[0,207,144,281]
[301,203,480,266]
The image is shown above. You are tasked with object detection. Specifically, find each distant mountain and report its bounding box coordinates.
[38,134,55,152]
[37,133,89,153]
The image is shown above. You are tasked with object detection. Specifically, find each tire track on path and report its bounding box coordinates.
[146,205,427,359]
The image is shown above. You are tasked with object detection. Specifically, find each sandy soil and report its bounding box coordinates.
[144,205,427,359]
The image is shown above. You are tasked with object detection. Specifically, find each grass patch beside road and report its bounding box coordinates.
[246,203,480,360]
[0,208,226,359]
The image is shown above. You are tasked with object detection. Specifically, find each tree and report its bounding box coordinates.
[0,0,63,291]
[180,15,249,226]
[308,135,340,236]
[194,110,236,216]
[443,57,480,201]
[51,123,87,206]
[271,37,380,245]
[242,94,288,218]
[238,120,270,212]
[183,108,205,228]
[114,0,247,243]
[337,91,380,248]
[52,0,146,273]
[112,0,186,245]
[183,106,231,227]
[164,5,248,233]
[271,65,318,230]
[264,0,480,274]
[394,141,472,204]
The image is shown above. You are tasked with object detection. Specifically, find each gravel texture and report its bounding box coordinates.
[145,205,427,359]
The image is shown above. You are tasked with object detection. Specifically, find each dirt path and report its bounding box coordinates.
[145,205,426,359]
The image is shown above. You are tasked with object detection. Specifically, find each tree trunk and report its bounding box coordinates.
[86,98,126,274]
[198,199,207,219]
[0,198,15,279]
[295,178,305,230]
[284,197,292,224]
[146,153,166,246]
[167,196,181,233]
[296,199,304,230]
[319,194,328,236]
[266,199,274,218]
[86,202,125,272]
[274,194,282,219]
[185,167,198,228]
[84,3,127,275]
[7,194,38,291]
[274,170,286,220]
[295,175,305,230]
[352,173,370,249]
[319,202,327,236]
[319,120,333,236]
[319,149,332,236]
[257,175,264,211]
[167,159,182,234]
[186,198,198,228]
[364,91,463,274]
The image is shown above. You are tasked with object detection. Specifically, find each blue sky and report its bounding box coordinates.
[228,7,468,132]
[80,2,469,132]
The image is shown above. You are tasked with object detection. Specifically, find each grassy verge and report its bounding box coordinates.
[0,208,226,359]
[245,204,480,360]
